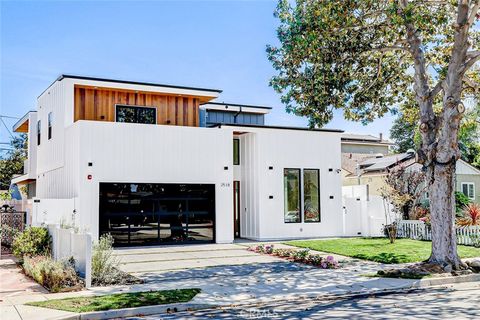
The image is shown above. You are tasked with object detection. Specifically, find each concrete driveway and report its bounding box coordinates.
[114,243,285,282]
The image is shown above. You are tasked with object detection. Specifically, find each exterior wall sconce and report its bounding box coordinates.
[88,162,93,167]
[329,195,334,199]
[269,195,274,199]
[224,166,229,170]
[268,166,273,170]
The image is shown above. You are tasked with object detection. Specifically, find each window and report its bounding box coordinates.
[116,105,156,124]
[233,139,240,165]
[37,120,41,146]
[284,169,301,223]
[462,183,475,200]
[304,169,320,222]
[48,112,53,140]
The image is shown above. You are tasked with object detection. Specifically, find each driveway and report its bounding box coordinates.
[114,243,290,282]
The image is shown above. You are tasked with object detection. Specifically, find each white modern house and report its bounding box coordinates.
[12,75,343,246]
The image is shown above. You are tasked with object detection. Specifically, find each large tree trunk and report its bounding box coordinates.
[427,161,462,270]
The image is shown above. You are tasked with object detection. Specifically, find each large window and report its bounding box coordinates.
[37,120,41,146]
[303,169,320,222]
[48,112,53,140]
[284,169,301,223]
[116,105,156,124]
[233,139,240,165]
[462,182,475,200]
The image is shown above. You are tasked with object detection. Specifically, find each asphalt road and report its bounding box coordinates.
[128,282,480,319]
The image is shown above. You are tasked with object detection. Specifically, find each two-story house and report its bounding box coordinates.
[12,75,344,246]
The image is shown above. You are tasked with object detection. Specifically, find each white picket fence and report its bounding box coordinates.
[398,220,480,246]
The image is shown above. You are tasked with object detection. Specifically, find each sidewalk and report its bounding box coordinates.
[2,244,479,320]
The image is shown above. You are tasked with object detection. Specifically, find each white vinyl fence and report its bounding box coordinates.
[398,220,480,246]
[47,224,92,287]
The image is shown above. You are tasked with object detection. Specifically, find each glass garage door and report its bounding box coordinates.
[99,183,215,247]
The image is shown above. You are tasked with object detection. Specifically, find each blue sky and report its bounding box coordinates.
[0,0,394,145]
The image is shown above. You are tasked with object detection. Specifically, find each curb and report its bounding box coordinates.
[50,303,215,320]
[40,273,480,320]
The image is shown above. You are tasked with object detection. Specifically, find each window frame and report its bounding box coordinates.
[115,104,157,125]
[37,120,41,146]
[303,168,321,223]
[48,112,53,140]
[461,182,476,200]
[233,138,240,165]
[283,168,302,224]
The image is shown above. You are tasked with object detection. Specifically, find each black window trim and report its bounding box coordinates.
[303,168,321,223]
[284,168,302,224]
[233,138,240,165]
[114,104,157,124]
[37,120,41,146]
[48,112,53,140]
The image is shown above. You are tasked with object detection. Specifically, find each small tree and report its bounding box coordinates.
[381,164,428,220]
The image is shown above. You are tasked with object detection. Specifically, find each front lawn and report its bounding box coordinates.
[286,238,480,264]
[26,288,201,313]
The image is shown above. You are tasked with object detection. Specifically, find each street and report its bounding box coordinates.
[129,282,480,319]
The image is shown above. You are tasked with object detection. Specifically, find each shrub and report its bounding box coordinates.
[92,234,121,286]
[455,191,471,213]
[457,203,480,226]
[23,255,82,292]
[0,225,20,247]
[272,248,295,257]
[12,227,51,259]
[292,249,310,262]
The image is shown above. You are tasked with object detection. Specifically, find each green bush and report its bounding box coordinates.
[92,234,121,286]
[23,255,82,292]
[455,191,471,214]
[12,227,51,259]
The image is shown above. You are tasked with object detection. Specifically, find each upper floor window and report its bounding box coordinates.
[37,120,41,146]
[233,139,240,165]
[462,182,475,200]
[116,105,156,124]
[48,112,53,140]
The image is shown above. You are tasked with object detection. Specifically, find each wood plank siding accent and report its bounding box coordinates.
[74,85,202,126]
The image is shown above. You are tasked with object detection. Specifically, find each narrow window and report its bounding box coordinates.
[462,183,475,200]
[233,139,240,165]
[284,168,301,223]
[303,169,320,222]
[48,112,53,140]
[37,120,41,146]
[116,105,156,124]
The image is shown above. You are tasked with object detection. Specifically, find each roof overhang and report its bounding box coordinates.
[13,111,36,133]
[40,75,222,103]
[11,174,35,185]
[214,123,344,133]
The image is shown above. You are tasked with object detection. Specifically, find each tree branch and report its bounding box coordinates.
[430,80,445,98]
[468,0,480,26]
[459,51,480,75]
[369,46,409,53]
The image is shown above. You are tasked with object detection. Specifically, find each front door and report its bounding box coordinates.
[233,181,240,238]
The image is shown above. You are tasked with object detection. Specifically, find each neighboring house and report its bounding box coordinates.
[341,133,393,155]
[343,150,480,203]
[12,74,344,246]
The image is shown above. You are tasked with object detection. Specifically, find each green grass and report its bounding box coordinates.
[26,289,201,313]
[286,238,480,264]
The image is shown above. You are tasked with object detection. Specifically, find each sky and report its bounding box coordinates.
[0,0,395,147]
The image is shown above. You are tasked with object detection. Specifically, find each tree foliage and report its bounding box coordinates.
[390,113,418,152]
[0,134,27,190]
[267,0,479,127]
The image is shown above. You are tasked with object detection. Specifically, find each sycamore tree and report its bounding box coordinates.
[267,0,480,269]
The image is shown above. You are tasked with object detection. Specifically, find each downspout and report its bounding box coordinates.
[233,105,242,124]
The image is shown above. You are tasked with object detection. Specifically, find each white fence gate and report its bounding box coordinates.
[398,220,480,246]
[342,185,399,237]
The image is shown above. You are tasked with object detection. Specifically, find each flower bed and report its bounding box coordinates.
[248,244,339,269]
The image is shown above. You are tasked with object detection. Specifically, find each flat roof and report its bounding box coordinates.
[212,123,343,133]
[39,74,223,98]
[201,102,272,110]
